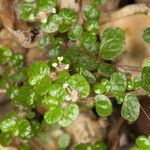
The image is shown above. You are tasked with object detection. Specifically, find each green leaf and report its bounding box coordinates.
[28,61,50,85]
[6,87,19,99]
[0,132,12,146]
[57,133,71,148]
[98,63,115,77]
[0,46,12,65]
[49,83,68,101]
[15,84,35,106]
[121,94,140,123]
[58,21,71,33]
[68,74,90,98]
[44,106,63,124]
[101,79,111,93]
[37,35,54,50]
[34,75,52,96]
[95,94,113,117]
[11,53,23,67]
[127,79,134,91]
[68,24,83,40]
[87,42,100,53]
[136,136,150,150]
[142,28,150,44]
[16,119,32,139]
[92,0,106,4]
[36,132,51,144]
[76,67,96,84]
[93,78,111,94]
[19,1,36,22]
[93,83,105,95]
[59,8,77,23]
[30,120,41,136]
[141,59,150,92]
[37,0,56,11]
[82,32,97,48]
[110,72,127,96]
[56,71,71,85]
[19,144,31,150]
[100,28,125,60]
[85,19,100,34]
[133,76,141,89]
[58,104,79,127]
[42,96,59,107]
[0,113,16,132]
[41,15,62,33]
[84,5,100,19]
[94,141,107,150]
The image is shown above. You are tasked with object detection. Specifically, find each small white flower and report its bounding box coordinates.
[57,56,63,62]
[52,63,58,68]
[41,17,47,23]
[64,64,69,70]
[63,83,68,88]
[51,8,56,13]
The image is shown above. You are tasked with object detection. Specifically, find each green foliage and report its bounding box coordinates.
[84,5,100,19]
[121,94,140,123]
[58,104,79,127]
[34,75,52,96]
[92,0,107,4]
[141,58,150,92]
[75,141,107,150]
[37,0,56,11]
[68,74,90,98]
[85,20,100,34]
[68,24,83,40]
[27,61,50,85]
[98,63,116,77]
[19,1,36,22]
[19,144,31,150]
[57,133,71,149]
[100,28,125,60]
[110,72,127,97]
[44,106,63,124]
[37,35,54,50]
[95,94,113,117]
[142,28,150,44]
[0,0,149,147]
[93,79,111,94]
[131,135,150,150]
[0,46,12,65]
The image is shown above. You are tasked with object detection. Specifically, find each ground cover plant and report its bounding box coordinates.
[0,0,150,149]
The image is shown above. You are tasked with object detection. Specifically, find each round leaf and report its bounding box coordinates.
[68,24,83,40]
[142,28,150,44]
[95,94,113,117]
[49,83,68,101]
[110,72,127,96]
[34,75,52,96]
[84,5,100,19]
[68,74,90,98]
[100,28,125,60]
[27,61,50,85]
[136,136,150,149]
[121,94,140,123]
[57,133,71,148]
[58,104,79,127]
[142,59,150,92]
[44,106,63,124]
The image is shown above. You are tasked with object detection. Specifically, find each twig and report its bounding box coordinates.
[140,104,150,121]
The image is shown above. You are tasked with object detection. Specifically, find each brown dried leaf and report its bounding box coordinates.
[0,0,15,29]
